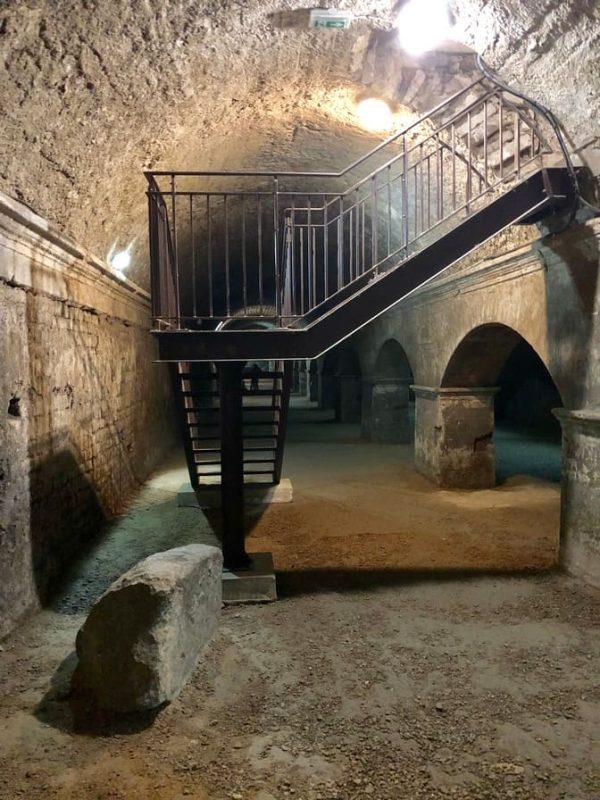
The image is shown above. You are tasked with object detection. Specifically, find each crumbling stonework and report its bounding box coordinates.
[0,193,176,638]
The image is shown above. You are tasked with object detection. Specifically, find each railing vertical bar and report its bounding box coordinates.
[337,196,344,289]
[242,195,248,313]
[515,112,521,179]
[290,202,296,317]
[402,137,409,254]
[451,124,456,210]
[273,177,281,325]
[224,194,230,317]
[371,175,377,269]
[355,189,361,275]
[499,100,504,180]
[323,196,329,300]
[258,196,264,310]
[307,197,312,309]
[311,226,317,308]
[418,148,423,239]
[361,199,366,271]
[206,195,213,318]
[170,175,181,328]
[483,101,488,186]
[439,142,444,222]
[189,194,197,320]
[349,203,354,281]
[466,111,472,214]
[299,226,305,316]
[414,166,418,234]
[387,165,392,256]
[427,155,431,226]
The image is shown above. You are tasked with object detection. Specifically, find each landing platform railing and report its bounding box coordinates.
[146,73,573,332]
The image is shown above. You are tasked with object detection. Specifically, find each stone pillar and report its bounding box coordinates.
[413,386,498,489]
[365,378,412,443]
[554,409,600,587]
[305,360,312,399]
[319,372,336,410]
[337,374,362,423]
[298,362,307,395]
[292,362,300,394]
[309,364,319,402]
[361,380,373,439]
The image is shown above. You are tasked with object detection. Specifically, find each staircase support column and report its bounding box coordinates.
[218,361,251,570]
[413,385,498,489]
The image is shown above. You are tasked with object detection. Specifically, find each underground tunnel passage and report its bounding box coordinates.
[0,1,599,798]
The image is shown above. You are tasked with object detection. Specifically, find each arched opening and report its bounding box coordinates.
[366,339,415,443]
[441,324,562,483]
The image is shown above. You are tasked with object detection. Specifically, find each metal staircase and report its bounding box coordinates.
[145,68,578,567]
[171,361,292,492]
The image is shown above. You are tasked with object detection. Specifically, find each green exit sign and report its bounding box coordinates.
[309,9,353,29]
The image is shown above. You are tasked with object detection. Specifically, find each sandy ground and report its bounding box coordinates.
[1,403,598,799]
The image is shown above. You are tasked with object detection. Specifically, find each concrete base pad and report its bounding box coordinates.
[178,479,293,509]
[222,552,277,603]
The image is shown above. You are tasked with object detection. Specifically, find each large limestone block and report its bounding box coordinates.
[73,544,222,713]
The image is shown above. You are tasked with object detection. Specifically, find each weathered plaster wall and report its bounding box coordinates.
[0,193,176,638]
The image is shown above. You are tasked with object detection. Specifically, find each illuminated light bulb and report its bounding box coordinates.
[396,0,452,56]
[355,98,394,132]
[110,249,131,272]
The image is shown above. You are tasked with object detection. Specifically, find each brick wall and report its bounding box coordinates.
[0,193,177,638]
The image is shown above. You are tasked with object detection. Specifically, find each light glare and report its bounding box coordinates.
[110,249,132,273]
[355,98,394,132]
[396,0,452,56]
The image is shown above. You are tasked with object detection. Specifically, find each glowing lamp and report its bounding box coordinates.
[396,0,452,56]
[355,98,394,132]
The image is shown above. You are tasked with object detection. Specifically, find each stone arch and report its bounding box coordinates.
[440,323,560,393]
[374,339,414,381]
[417,323,564,488]
[364,339,415,443]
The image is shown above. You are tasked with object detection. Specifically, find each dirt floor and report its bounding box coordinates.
[0,403,598,799]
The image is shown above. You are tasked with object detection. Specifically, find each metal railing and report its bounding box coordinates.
[146,73,571,331]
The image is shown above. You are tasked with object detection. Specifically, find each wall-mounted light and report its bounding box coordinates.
[355,98,394,132]
[395,0,452,56]
[107,241,134,278]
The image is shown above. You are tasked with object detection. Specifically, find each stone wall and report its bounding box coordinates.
[0,193,176,638]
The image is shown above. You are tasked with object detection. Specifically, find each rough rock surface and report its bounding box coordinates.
[73,544,223,713]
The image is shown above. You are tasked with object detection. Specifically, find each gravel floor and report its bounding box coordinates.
[0,406,597,800]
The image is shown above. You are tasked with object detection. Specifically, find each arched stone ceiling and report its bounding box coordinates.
[1,1,598,287]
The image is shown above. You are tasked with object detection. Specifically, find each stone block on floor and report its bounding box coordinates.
[72,544,223,713]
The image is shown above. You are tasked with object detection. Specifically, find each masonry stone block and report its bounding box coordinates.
[414,386,498,489]
[73,544,223,713]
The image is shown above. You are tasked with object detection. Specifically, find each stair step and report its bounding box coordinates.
[241,371,283,379]
[191,446,277,453]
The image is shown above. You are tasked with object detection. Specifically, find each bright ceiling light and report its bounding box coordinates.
[107,243,134,277]
[396,0,452,56]
[355,98,394,132]
[111,250,131,272]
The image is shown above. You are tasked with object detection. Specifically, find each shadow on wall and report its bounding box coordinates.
[542,223,600,409]
[29,445,107,605]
